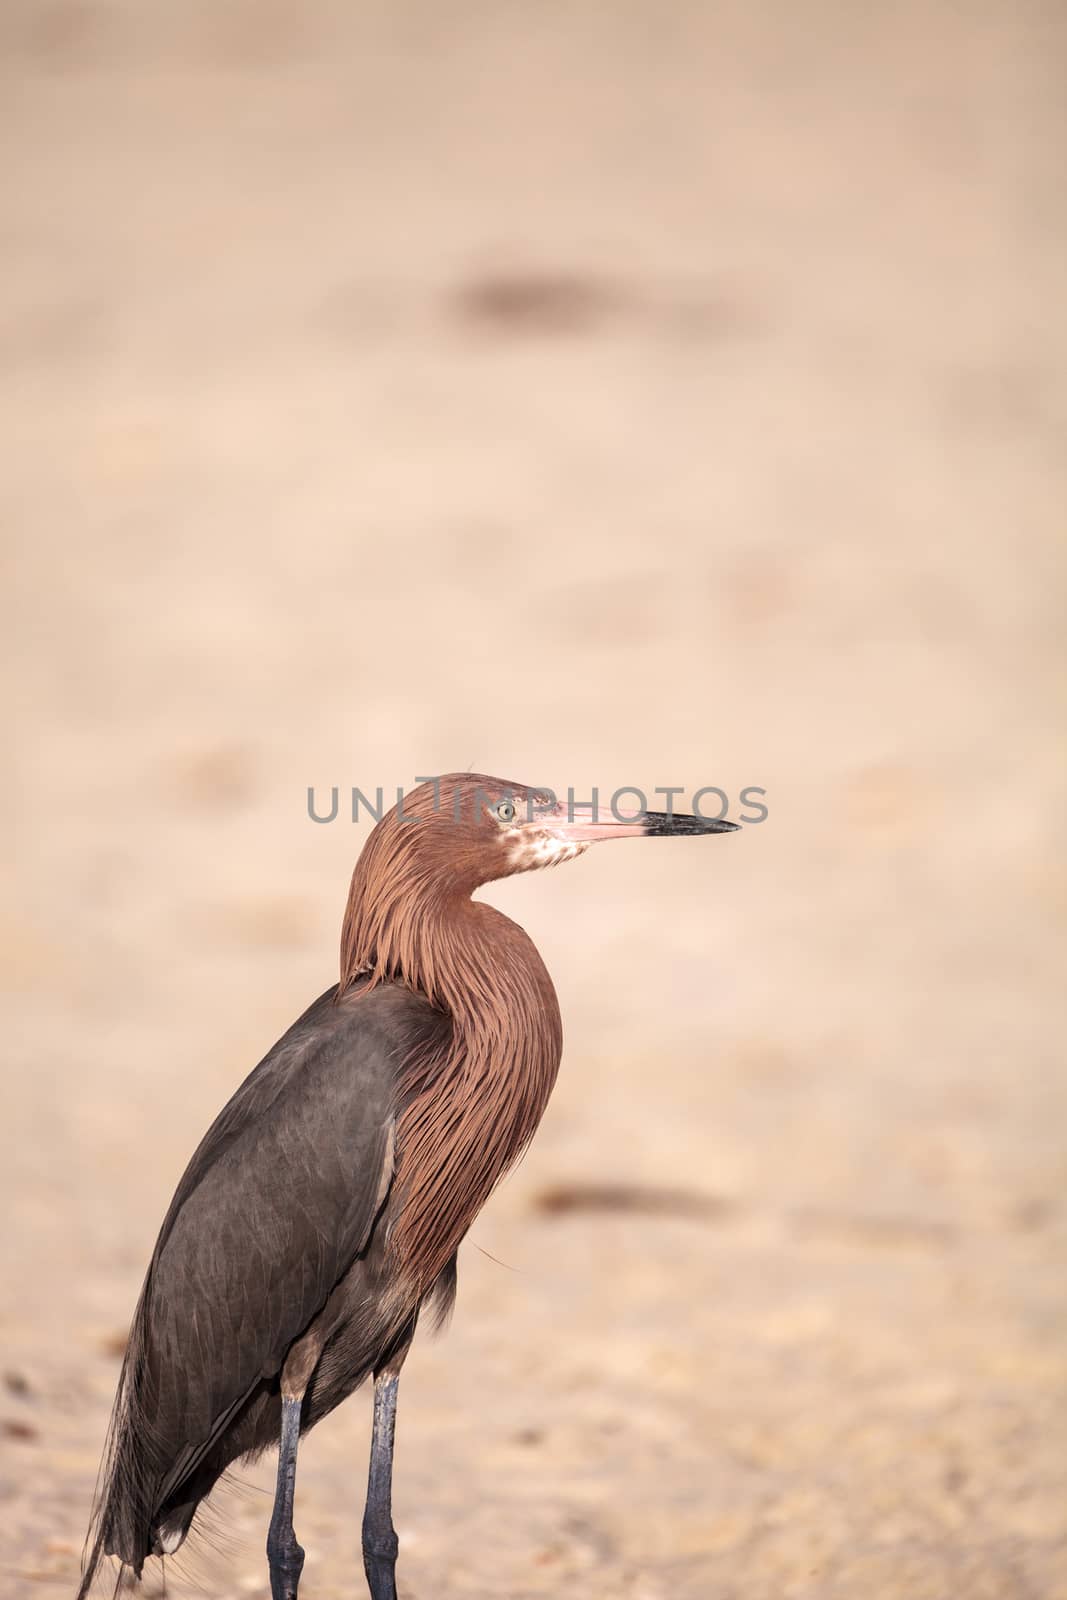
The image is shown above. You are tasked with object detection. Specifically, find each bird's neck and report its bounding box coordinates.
[424,896,560,1041]
[354,894,563,1292]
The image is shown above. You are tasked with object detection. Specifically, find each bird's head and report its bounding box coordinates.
[340,773,738,995]
[359,773,739,898]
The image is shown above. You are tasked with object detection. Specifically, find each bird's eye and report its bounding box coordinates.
[495,799,516,823]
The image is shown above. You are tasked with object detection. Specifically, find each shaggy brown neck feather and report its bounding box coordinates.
[339,830,563,1293]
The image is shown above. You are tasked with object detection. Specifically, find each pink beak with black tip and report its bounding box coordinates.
[545,800,740,844]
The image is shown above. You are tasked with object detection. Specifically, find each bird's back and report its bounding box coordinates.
[79,979,449,1593]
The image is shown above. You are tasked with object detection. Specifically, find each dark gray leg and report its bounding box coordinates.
[362,1373,400,1600]
[267,1395,305,1600]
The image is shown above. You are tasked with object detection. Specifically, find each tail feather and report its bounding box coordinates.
[77,1264,273,1596]
[77,1276,165,1597]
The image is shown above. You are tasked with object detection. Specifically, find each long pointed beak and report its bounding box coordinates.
[548,802,740,843]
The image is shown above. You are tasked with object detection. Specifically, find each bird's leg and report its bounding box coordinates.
[267,1394,305,1600]
[362,1372,401,1600]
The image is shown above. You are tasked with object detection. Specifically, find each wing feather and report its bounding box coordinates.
[87,979,448,1576]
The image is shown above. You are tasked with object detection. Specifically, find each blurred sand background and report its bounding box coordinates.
[3,3,1066,1597]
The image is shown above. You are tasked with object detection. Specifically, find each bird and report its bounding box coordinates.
[77,773,738,1600]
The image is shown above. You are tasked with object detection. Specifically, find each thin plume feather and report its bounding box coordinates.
[339,775,563,1293]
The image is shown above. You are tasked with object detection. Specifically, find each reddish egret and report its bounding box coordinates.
[77,775,737,1600]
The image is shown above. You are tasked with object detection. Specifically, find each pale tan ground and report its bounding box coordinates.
[2,4,1066,1598]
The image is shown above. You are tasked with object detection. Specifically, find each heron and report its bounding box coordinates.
[77,774,738,1599]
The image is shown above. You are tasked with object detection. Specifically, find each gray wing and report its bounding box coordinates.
[135,981,447,1500]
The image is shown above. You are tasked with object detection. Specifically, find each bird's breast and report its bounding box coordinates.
[387,935,562,1292]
